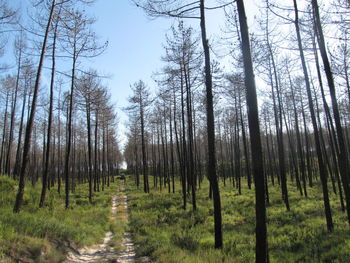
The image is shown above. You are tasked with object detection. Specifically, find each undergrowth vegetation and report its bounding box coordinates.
[126,176,350,263]
[0,176,123,263]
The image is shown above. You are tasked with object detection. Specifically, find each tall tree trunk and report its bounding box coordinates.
[0,91,9,174]
[64,54,76,209]
[5,47,22,176]
[57,92,62,194]
[169,101,175,193]
[267,45,289,210]
[13,0,56,213]
[239,94,251,189]
[288,68,307,196]
[200,0,222,249]
[13,83,27,177]
[94,110,99,192]
[140,98,149,193]
[312,0,350,227]
[236,0,268,261]
[39,7,61,207]
[173,88,186,208]
[185,69,196,210]
[293,0,333,231]
[86,101,93,202]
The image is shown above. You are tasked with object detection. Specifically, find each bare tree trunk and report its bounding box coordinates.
[5,46,22,176]
[200,0,222,249]
[13,0,56,213]
[0,91,9,174]
[239,95,251,189]
[236,0,268,261]
[94,109,99,192]
[293,0,333,231]
[140,98,149,193]
[312,0,350,227]
[13,83,27,178]
[185,68,196,210]
[288,68,307,196]
[267,46,290,210]
[169,102,175,193]
[86,102,93,202]
[40,7,61,207]
[57,93,62,194]
[64,55,76,209]
[173,88,186,209]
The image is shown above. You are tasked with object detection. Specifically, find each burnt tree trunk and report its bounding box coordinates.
[236,0,268,261]
[13,0,56,213]
[200,0,222,248]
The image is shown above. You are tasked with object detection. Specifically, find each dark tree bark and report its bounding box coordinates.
[312,0,350,226]
[57,88,62,194]
[0,90,9,174]
[266,41,289,210]
[39,5,61,207]
[64,57,76,209]
[13,77,28,177]
[140,91,149,193]
[236,0,268,261]
[13,0,56,213]
[88,105,94,199]
[169,101,175,193]
[239,94,251,189]
[94,109,99,192]
[293,0,333,231]
[287,69,307,197]
[5,47,22,176]
[200,0,222,249]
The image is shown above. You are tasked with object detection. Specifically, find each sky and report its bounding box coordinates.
[85,0,173,131]
[83,0,258,149]
[85,0,175,147]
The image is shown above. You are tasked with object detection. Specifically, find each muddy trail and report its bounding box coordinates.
[65,188,138,263]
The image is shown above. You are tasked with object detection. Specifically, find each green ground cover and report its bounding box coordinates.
[0,176,124,262]
[126,176,350,263]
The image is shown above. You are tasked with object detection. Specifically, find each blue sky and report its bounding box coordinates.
[85,0,175,145]
[87,0,173,106]
[88,1,181,102]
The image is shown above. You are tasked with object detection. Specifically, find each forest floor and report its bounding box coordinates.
[126,175,350,263]
[2,174,350,263]
[0,176,128,263]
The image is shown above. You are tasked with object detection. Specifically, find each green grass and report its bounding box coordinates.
[126,176,350,263]
[0,176,125,262]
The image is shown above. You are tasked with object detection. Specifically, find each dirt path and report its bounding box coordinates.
[65,195,118,263]
[65,189,139,263]
[116,194,136,263]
